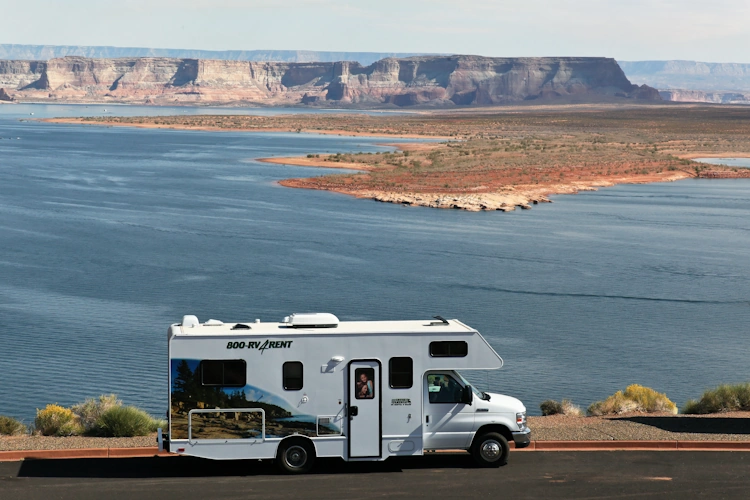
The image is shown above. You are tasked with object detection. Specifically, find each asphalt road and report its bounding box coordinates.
[1,452,749,499]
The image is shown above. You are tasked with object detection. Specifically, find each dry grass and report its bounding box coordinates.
[588,385,678,416]
[540,399,583,417]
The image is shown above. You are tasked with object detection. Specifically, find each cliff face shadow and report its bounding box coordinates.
[619,416,750,435]
[16,454,475,479]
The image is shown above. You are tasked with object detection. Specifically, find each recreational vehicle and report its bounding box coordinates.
[160,313,530,473]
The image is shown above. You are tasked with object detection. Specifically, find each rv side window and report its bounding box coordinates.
[429,341,468,357]
[389,357,413,389]
[200,360,246,387]
[427,373,464,404]
[283,361,304,390]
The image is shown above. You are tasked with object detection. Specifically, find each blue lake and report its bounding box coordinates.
[1,104,749,420]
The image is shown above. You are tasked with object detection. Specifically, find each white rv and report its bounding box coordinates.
[160,313,530,473]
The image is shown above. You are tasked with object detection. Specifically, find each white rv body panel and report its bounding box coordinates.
[166,316,527,463]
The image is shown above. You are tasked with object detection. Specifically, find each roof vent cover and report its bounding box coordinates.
[283,312,339,328]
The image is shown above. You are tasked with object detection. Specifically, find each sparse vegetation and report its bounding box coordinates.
[0,415,27,436]
[540,399,583,416]
[71,394,122,434]
[587,384,678,416]
[683,383,750,414]
[31,395,163,437]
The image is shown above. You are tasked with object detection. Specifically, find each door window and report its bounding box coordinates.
[355,368,375,399]
[427,373,464,404]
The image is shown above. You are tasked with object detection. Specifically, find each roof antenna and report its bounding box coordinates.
[433,315,449,324]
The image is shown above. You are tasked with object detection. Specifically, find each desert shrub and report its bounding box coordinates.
[35,404,83,436]
[0,415,27,436]
[71,394,122,435]
[97,406,160,437]
[624,384,678,413]
[540,400,563,416]
[683,383,750,414]
[540,399,583,416]
[588,385,677,416]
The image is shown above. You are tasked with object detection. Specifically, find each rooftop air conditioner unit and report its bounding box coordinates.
[283,312,339,328]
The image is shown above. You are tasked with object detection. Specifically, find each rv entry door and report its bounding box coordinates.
[348,360,381,458]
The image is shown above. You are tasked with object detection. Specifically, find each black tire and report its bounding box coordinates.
[471,432,509,467]
[276,438,316,474]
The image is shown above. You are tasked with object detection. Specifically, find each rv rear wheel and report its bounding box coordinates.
[471,432,509,467]
[276,438,315,474]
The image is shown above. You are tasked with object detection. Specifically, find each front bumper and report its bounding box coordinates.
[512,428,531,449]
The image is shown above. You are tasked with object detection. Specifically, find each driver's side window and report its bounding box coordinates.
[427,373,463,404]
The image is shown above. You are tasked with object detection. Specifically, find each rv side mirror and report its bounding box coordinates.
[462,385,473,405]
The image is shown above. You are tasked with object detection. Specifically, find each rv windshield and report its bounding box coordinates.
[455,371,490,401]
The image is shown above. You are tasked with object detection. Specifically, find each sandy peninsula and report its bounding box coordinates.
[44,106,750,211]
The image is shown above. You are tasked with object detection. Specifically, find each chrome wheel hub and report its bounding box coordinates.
[480,440,501,461]
[285,445,308,468]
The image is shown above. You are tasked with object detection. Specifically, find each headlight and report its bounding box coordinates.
[516,412,527,430]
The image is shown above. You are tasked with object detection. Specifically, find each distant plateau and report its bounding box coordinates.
[0,55,659,107]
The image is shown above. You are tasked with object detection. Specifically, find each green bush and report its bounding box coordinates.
[71,394,122,435]
[683,383,750,414]
[0,415,27,436]
[540,399,582,416]
[97,406,160,437]
[35,404,83,436]
[588,385,677,416]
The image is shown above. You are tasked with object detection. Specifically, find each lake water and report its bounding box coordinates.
[1,104,749,421]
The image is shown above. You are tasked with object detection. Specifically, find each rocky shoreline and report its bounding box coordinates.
[274,160,691,212]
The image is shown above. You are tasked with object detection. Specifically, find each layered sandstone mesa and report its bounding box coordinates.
[326,56,657,105]
[619,60,750,92]
[0,55,659,106]
[0,60,45,89]
[0,88,14,101]
[659,89,750,104]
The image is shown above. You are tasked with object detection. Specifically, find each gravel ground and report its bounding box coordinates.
[2,413,749,451]
[529,412,750,441]
[0,434,156,451]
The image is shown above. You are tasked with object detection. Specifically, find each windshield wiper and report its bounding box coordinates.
[482,392,491,401]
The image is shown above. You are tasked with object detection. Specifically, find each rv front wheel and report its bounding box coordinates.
[471,432,509,467]
[276,438,315,474]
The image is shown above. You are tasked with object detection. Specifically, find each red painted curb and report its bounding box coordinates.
[0,448,108,461]
[677,441,750,451]
[108,447,171,458]
[534,441,678,451]
[3,441,750,462]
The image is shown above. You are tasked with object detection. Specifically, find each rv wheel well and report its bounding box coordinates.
[474,424,513,443]
[276,435,317,458]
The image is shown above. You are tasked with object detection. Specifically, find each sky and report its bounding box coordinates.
[2,0,749,62]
